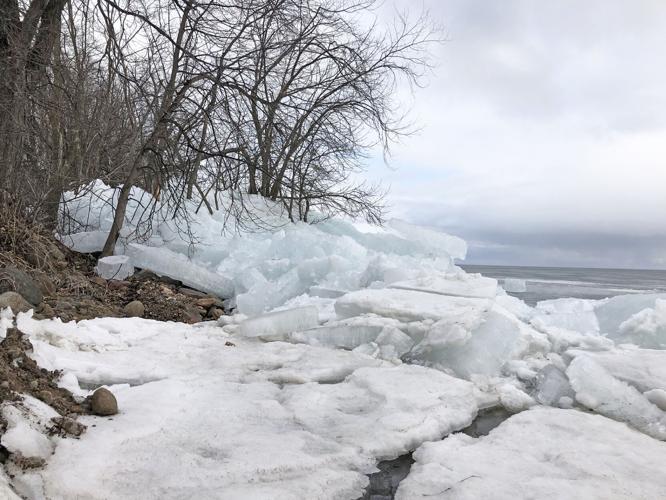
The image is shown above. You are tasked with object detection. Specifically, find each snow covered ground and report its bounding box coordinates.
[0,182,665,498]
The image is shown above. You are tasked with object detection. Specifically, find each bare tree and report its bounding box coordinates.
[1,0,436,254]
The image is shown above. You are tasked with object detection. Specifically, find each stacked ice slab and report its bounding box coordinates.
[59,180,467,314]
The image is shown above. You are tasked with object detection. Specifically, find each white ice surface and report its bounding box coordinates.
[397,407,666,500]
[10,315,477,500]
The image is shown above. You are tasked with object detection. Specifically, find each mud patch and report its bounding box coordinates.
[0,328,87,419]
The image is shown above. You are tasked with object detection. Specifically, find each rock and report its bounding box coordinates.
[207,307,224,320]
[32,272,56,297]
[158,275,181,286]
[37,303,55,318]
[0,267,43,305]
[178,287,209,298]
[54,299,75,311]
[47,242,67,263]
[91,276,107,287]
[183,305,204,324]
[123,300,145,318]
[0,292,33,314]
[108,280,130,290]
[134,269,158,281]
[195,297,217,308]
[91,388,118,416]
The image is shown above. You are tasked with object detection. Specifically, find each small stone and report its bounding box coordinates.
[134,269,158,281]
[38,303,55,318]
[54,299,75,311]
[207,307,224,320]
[183,305,203,324]
[91,276,107,287]
[0,291,33,314]
[178,287,209,298]
[1,381,10,389]
[108,280,130,290]
[91,388,118,416]
[29,380,39,389]
[158,275,181,286]
[195,297,217,308]
[123,300,145,318]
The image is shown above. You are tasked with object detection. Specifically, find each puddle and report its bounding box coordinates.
[462,406,512,438]
[361,454,414,500]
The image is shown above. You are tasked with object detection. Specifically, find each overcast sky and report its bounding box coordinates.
[368,0,666,269]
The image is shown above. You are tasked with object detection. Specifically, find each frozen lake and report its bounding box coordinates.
[462,265,666,305]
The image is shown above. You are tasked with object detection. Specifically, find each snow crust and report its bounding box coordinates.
[398,407,666,500]
[8,315,477,500]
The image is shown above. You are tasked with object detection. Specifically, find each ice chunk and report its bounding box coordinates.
[534,364,574,406]
[567,356,666,439]
[236,268,307,315]
[494,293,533,320]
[387,219,467,260]
[290,322,414,357]
[58,230,108,253]
[533,298,599,333]
[617,298,666,348]
[335,289,491,323]
[308,286,345,298]
[595,292,666,339]
[566,347,666,393]
[398,407,666,500]
[126,244,233,297]
[416,306,549,379]
[239,306,319,339]
[390,274,497,299]
[497,383,535,413]
[502,278,526,293]
[96,255,134,280]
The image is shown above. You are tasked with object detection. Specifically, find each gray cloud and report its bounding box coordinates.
[368,0,666,268]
